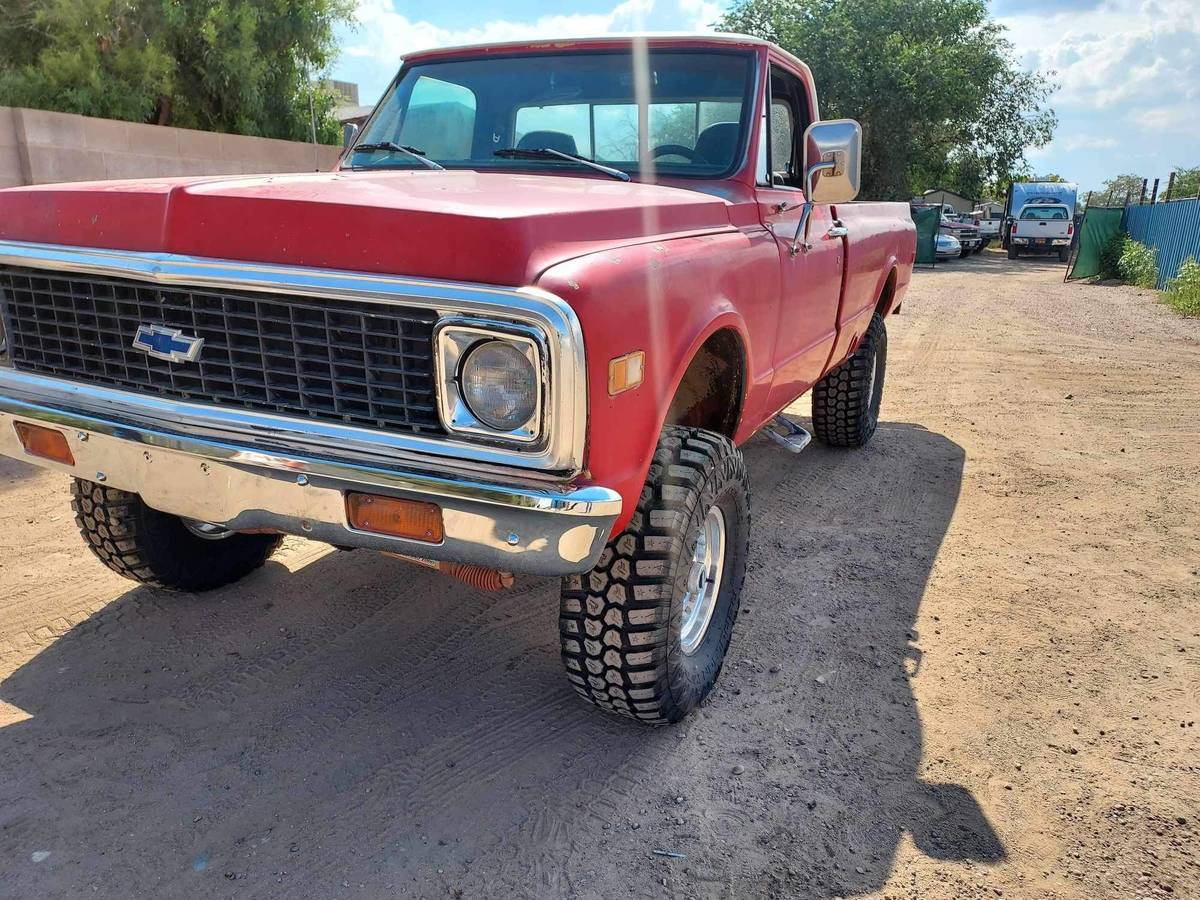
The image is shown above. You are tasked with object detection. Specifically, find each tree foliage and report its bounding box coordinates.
[1170,166,1199,199]
[718,0,1057,200]
[0,0,354,143]
[1098,173,1146,205]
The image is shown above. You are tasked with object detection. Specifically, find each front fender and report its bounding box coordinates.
[538,229,781,534]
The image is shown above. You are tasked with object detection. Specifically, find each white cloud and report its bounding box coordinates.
[1135,105,1200,138]
[997,0,1199,111]
[1062,135,1118,151]
[995,0,1200,186]
[347,0,720,66]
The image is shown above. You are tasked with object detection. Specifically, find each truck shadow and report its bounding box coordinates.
[0,454,44,492]
[0,421,999,897]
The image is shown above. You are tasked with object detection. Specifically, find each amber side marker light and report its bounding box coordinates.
[608,350,645,395]
[346,492,444,543]
[14,422,75,466]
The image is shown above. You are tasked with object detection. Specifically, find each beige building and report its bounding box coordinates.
[920,187,976,214]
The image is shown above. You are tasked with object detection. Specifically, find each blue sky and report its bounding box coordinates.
[329,0,1200,196]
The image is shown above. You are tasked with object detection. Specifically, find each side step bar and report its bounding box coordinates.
[763,415,812,454]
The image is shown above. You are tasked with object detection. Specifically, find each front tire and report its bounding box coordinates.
[71,479,282,591]
[559,426,749,724]
[811,312,887,448]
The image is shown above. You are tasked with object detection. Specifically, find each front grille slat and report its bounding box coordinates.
[0,266,443,434]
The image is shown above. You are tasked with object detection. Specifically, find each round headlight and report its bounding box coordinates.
[460,340,538,431]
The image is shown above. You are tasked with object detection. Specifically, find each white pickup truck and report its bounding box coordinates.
[971,207,1002,247]
[1007,200,1074,261]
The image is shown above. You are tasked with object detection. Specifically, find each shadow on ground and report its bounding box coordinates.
[0,421,1002,897]
[0,455,43,493]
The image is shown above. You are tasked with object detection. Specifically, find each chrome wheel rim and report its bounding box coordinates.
[679,505,727,656]
[182,518,234,541]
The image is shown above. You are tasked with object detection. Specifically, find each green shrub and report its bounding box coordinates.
[1117,238,1159,289]
[1098,231,1126,280]
[1163,256,1200,317]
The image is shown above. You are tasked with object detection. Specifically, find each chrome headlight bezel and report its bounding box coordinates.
[434,320,546,445]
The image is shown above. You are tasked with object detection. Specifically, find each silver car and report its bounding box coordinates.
[936,233,962,260]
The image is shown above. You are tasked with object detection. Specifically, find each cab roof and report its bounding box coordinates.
[400,32,812,81]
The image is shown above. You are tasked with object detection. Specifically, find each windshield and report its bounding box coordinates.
[347,50,756,179]
[1020,206,1069,220]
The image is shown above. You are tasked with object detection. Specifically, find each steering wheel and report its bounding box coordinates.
[651,144,696,161]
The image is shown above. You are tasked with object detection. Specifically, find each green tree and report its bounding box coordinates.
[1097,173,1146,205]
[0,0,175,123]
[0,0,353,143]
[718,0,1057,200]
[1170,166,1199,199]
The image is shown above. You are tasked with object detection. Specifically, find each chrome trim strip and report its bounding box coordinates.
[0,240,588,473]
[0,392,621,517]
[0,408,618,575]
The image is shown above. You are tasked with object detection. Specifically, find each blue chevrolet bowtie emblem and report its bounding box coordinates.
[131,324,205,363]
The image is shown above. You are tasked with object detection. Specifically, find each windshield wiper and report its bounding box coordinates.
[493,148,630,182]
[348,142,444,170]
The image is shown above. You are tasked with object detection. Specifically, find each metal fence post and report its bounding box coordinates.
[1165,172,1175,202]
[1140,179,1148,204]
[1150,178,1159,204]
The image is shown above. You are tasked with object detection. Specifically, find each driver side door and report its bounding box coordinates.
[757,64,845,411]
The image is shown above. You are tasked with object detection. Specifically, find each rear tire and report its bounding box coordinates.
[559,426,749,724]
[71,479,282,591]
[811,312,887,448]
[1058,247,1071,262]
[1007,245,1019,260]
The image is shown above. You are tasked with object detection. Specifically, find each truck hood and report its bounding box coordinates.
[0,170,737,286]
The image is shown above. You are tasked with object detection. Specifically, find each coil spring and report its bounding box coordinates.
[440,562,514,591]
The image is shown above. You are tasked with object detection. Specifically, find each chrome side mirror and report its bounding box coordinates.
[342,122,359,149]
[802,118,862,203]
[790,119,863,256]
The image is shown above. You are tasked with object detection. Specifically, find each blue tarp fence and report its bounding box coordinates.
[1123,198,1200,289]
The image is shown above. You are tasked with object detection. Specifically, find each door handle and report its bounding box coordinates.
[826,221,848,238]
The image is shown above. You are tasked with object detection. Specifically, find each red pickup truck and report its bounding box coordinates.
[0,34,915,723]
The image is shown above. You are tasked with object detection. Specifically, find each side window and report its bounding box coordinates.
[768,65,810,190]
[398,76,476,159]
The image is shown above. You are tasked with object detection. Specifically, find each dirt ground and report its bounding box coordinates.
[1,252,1197,899]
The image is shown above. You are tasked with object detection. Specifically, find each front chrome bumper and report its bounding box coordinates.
[0,387,621,576]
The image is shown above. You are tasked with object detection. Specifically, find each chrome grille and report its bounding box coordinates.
[0,266,443,434]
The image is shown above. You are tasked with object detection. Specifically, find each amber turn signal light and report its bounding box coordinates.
[346,492,444,543]
[14,422,75,466]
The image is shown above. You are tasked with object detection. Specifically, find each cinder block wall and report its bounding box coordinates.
[0,107,343,188]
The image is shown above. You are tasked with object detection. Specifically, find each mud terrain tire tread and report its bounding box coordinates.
[811,312,887,448]
[71,479,282,591]
[559,426,749,725]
